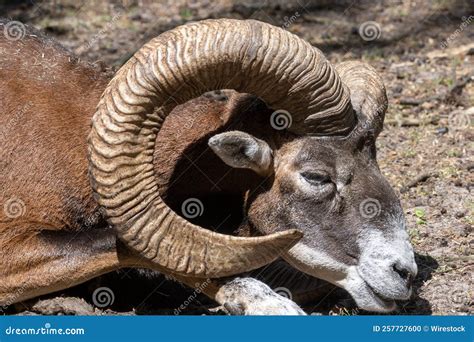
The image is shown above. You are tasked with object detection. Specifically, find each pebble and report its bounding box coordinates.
[421,102,434,110]
[393,84,403,94]
[414,199,425,206]
[460,224,472,237]
[436,127,449,135]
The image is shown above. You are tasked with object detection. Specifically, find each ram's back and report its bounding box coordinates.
[0,20,110,231]
[0,19,266,235]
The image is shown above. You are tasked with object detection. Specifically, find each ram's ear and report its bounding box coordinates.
[208,131,273,176]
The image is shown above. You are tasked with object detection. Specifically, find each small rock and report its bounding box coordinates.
[421,102,434,110]
[436,127,449,135]
[420,231,429,238]
[461,224,472,237]
[393,84,403,94]
[453,223,471,237]
[31,297,97,315]
[139,12,153,23]
[414,199,424,206]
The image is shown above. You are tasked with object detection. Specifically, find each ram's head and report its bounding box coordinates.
[88,19,417,312]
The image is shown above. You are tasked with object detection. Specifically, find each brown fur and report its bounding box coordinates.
[0,21,282,305]
[0,21,415,313]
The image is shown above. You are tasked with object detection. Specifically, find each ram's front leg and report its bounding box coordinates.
[171,274,306,315]
[216,277,307,315]
[0,225,124,307]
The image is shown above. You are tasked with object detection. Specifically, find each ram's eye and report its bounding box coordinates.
[301,171,331,186]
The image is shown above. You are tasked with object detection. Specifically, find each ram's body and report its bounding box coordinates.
[0,29,252,236]
[0,19,417,314]
[0,27,258,303]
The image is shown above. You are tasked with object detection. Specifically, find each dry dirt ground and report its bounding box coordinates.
[1,0,472,315]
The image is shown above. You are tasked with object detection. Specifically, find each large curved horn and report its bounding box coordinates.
[88,19,355,278]
[335,61,387,137]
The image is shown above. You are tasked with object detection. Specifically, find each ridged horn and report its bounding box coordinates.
[88,19,356,278]
[335,61,387,137]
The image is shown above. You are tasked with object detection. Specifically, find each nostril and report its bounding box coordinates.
[407,274,413,287]
[393,264,408,279]
[392,263,413,286]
